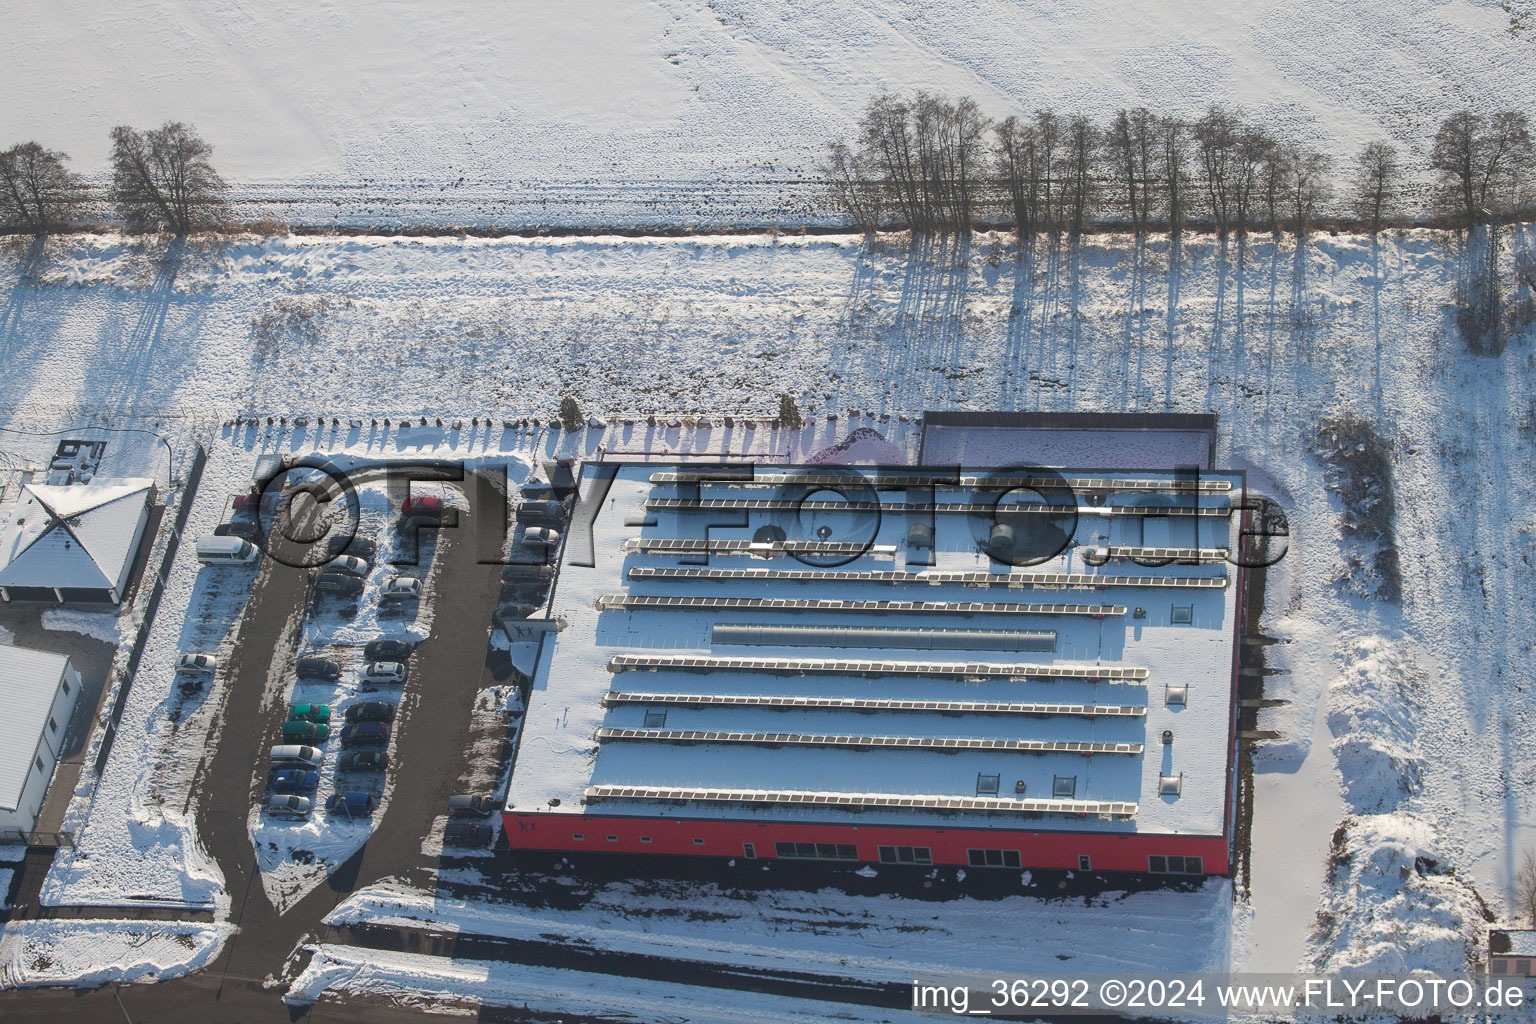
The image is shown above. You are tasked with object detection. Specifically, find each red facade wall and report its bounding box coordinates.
[502,811,1231,874]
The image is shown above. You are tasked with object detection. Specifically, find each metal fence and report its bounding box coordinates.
[0,829,74,848]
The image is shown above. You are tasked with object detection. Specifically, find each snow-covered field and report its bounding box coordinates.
[3,1,1533,226]
[1,219,1531,986]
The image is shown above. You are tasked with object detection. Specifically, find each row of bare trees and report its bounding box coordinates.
[0,122,227,236]
[824,92,1535,237]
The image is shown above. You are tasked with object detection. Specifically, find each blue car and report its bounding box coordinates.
[326,791,375,817]
[340,721,391,747]
[271,768,319,793]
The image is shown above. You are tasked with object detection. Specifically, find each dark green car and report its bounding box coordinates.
[281,720,330,742]
[289,703,332,724]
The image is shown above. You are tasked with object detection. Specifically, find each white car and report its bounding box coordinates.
[325,555,370,577]
[380,576,421,601]
[522,527,561,549]
[176,652,218,673]
[363,660,409,684]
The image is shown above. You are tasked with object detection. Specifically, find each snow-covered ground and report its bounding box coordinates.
[0,918,232,988]
[323,876,1239,982]
[2,222,1531,982]
[3,1,1533,227]
[288,942,907,1021]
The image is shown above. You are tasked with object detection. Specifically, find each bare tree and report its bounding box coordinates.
[994,115,1035,237]
[1232,126,1274,235]
[1516,849,1536,926]
[819,140,882,232]
[111,122,228,234]
[1431,110,1536,223]
[0,142,87,234]
[1283,146,1332,236]
[1057,115,1099,237]
[859,93,923,230]
[1193,106,1240,234]
[1261,143,1287,234]
[945,96,991,232]
[1352,141,1402,234]
[1158,117,1190,236]
[847,91,989,234]
[1107,108,1157,233]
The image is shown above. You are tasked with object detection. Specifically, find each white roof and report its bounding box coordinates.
[0,478,152,592]
[0,644,72,812]
[507,462,1243,838]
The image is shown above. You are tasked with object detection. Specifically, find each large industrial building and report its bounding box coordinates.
[503,425,1247,874]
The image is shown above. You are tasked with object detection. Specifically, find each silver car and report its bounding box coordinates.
[325,555,370,577]
[266,795,312,818]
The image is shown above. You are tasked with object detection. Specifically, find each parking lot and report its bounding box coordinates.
[187,463,546,981]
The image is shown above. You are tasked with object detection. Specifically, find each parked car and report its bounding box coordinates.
[443,822,494,847]
[196,536,259,565]
[282,720,330,743]
[296,656,341,681]
[315,572,364,597]
[518,480,561,500]
[448,795,496,818]
[232,491,275,513]
[266,795,312,818]
[324,534,378,560]
[338,750,389,772]
[326,791,375,816]
[271,769,319,793]
[176,652,217,674]
[501,562,553,581]
[340,721,390,747]
[395,514,440,535]
[363,639,415,662]
[213,520,262,542]
[325,555,370,577]
[362,661,408,684]
[380,577,421,601]
[269,744,323,766]
[498,581,546,606]
[402,495,445,516]
[289,703,331,723]
[521,527,561,550]
[515,499,569,525]
[345,700,397,723]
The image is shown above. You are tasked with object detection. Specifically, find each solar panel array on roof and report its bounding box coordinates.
[607,652,1149,680]
[627,566,1229,589]
[584,783,1139,818]
[649,470,1230,493]
[599,594,1126,616]
[604,691,1146,717]
[623,537,895,557]
[645,497,1229,516]
[710,622,1057,652]
[597,727,1144,755]
[1086,546,1230,564]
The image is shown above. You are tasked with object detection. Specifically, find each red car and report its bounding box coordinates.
[232,491,276,513]
[402,495,445,516]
